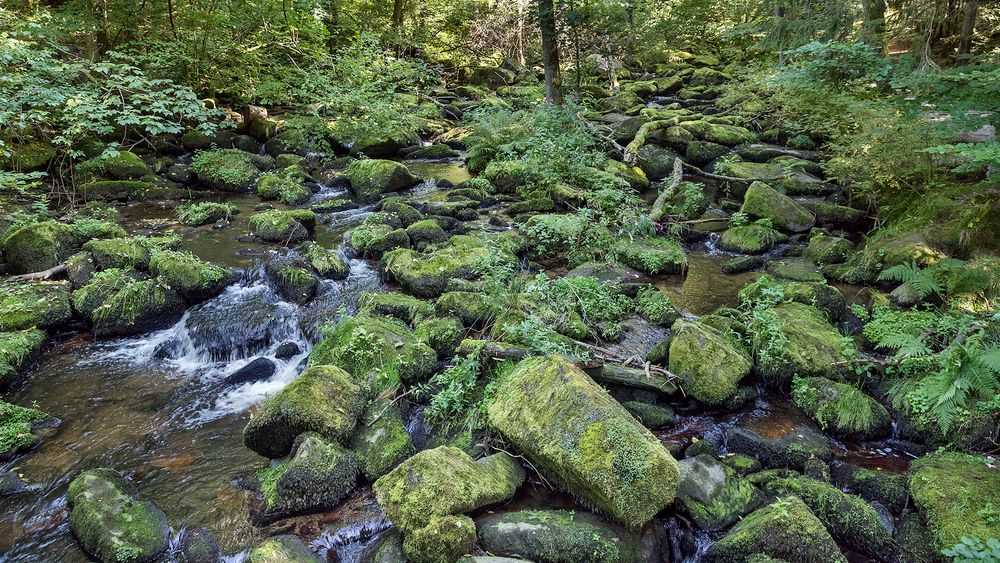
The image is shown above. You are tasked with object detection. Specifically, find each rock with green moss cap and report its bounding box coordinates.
[249,210,316,243]
[82,238,154,271]
[720,453,761,475]
[176,201,239,227]
[781,281,846,319]
[909,451,1000,552]
[373,446,524,534]
[402,513,477,563]
[482,160,530,193]
[707,496,846,563]
[764,476,893,558]
[634,286,681,326]
[67,468,170,563]
[612,236,687,276]
[257,172,311,205]
[0,400,52,459]
[268,263,318,305]
[623,401,675,429]
[243,364,367,458]
[0,329,46,388]
[487,354,679,529]
[415,316,464,357]
[740,182,815,233]
[149,250,236,303]
[0,139,55,171]
[346,159,418,201]
[0,282,72,331]
[347,398,415,481]
[435,291,494,328]
[830,461,908,514]
[718,224,786,254]
[79,180,161,202]
[309,315,437,384]
[477,509,643,563]
[669,319,751,405]
[1,220,83,274]
[380,200,425,226]
[406,219,449,249]
[381,235,514,298]
[791,377,891,441]
[756,302,851,387]
[246,535,320,563]
[305,244,349,280]
[676,454,762,531]
[767,257,824,283]
[359,291,434,324]
[350,223,410,258]
[73,274,184,337]
[255,432,359,521]
[681,120,753,146]
[77,151,150,181]
[804,234,853,266]
[190,148,260,192]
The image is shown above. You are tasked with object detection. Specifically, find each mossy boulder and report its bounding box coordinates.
[149,250,235,303]
[1,220,83,274]
[435,291,495,328]
[414,316,464,357]
[0,329,46,387]
[676,454,762,531]
[767,256,824,283]
[0,400,51,459]
[681,120,753,146]
[635,144,680,181]
[256,432,359,521]
[190,149,260,192]
[359,291,434,324]
[176,201,238,226]
[349,223,410,258]
[476,509,642,563]
[910,451,1000,552]
[724,161,829,196]
[249,210,316,243]
[346,159,419,201]
[487,354,679,529]
[406,144,460,159]
[82,237,168,271]
[669,319,751,405]
[718,224,785,254]
[707,496,846,562]
[830,461,909,514]
[405,218,449,249]
[740,182,815,233]
[67,468,170,563]
[245,535,320,563]
[401,513,477,563]
[0,282,72,331]
[622,401,675,429]
[781,281,846,320]
[612,236,687,275]
[482,160,530,193]
[347,398,415,481]
[756,302,850,387]
[727,416,833,470]
[177,528,221,563]
[380,200,424,226]
[0,139,55,171]
[305,244,350,280]
[381,235,514,298]
[309,315,437,384]
[257,172,311,205]
[243,365,367,458]
[804,234,853,266]
[77,151,150,181]
[763,476,893,558]
[791,377,891,441]
[268,263,318,305]
[73,273,184,337]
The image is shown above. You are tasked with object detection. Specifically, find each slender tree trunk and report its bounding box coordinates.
[626,2,636,58]
[516,0,526,65]
[324,0,339,51]
[957,0,977,62]
[538,0,563,105]
[861,0,887,51]
[392,0,404,29]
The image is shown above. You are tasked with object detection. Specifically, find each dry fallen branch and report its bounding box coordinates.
[7,264,67,282]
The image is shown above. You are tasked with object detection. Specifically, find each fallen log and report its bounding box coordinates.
[7,264,67,282]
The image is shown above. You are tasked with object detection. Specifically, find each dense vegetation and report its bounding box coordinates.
[1,0,999,561]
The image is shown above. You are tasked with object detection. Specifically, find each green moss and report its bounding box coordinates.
[482,159,531,193]
[831,462,908,513]
[350,223,410,257]
[414,316,464,357]
[764,476,893,557]
[0,329,46,385]
[669,319,752,405]
[0,139,55,171]
[274,264,317,304]
[623,401,675,429]
[707,496,846,562]
[359,291,433,324]
[805,234,854,266]
[348,398,415,481]
[405,219,449,248]
[257,432,360,518]
[791,377,891,441]
[257,171,311,205]
[381,200,424,226]
[76,151,149,181]
[305,244,349,280]
[402,514,476,563]
[88,277,184,337]
[148,250,235,303]
[613,236,687,275]
[176,202,238,226]
[346,159,418,201]
[249,210,315,243]
[308,315,437,384]
[477,509,640,563]
[740,182,815,233]
[681,120,753,146]
[0,400,49,456]
[676,454,761,531]
[83,237,161,270]
[909,451,1000,552]
[0,282,72,331]
[1,220,83,274]
[190,149,260,191]
[720,453,762,475]
[487,355,679,529]
[434,291,494,328]
[243,364,368,459]
[381,235,514,298]
[245,535,319,563]
[756,302,851,388]
[373,446,525,533]
[71,217,127,241]
[718,224,784,254]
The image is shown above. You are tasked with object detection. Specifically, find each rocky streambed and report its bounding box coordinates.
[2,53,999,563]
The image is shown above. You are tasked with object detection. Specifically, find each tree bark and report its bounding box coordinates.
[392,0,405,29]
[958,0,978,62]
[538,0,563,105]
[861,0,887,51]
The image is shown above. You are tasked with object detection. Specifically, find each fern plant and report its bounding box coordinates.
[878,259,993,307]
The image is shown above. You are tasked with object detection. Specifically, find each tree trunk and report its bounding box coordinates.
[958,0,977,62]
[324,0,339,51]
[392,0,404,29]
[861,0,887,51]
[538,0,563,105]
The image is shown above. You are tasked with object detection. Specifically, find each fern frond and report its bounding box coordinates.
[877,333,931,356]
[877,261,920,283]
[974,345,1000,375]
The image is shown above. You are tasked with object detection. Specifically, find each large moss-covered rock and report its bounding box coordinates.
[347,398,415,481]
[435,291,494,328]
[0,139,55,171]
[67,468,170,563]
[830,461,909,514]
[373,446,525,533]
[0,282,72,331]
[791,377,891,441]
[256,432,359,520]
[77,151,150,181]
[487,355,679,529]
[910,451,1000,552]
[359,291,434,324]
[190,149,260,191]
[347,159,418,201]
[756,302,850,387]
[0,329,45,387]
[403,513,477,563]
[243,365,367,458]
[350,223,410,258]
[74,274,184,337]
[724,161,829,195]
[763,476,893,558]
[381,235,514,298]
[246,535,320,563]
[740,182,815,233]
[149,250,236,303]
[249,210,316,243]
[681,120,754,146]
[1,220,83,274]
[309,315,437,384]
[612,236,687,275]
[675,454,761,531]
[804,234,853,266]
[707,496,846,563]
[476,509,642,563]
[415,316,464,357]
[669,319,751,405]
[717,224,785,254]
[305,244,350,280]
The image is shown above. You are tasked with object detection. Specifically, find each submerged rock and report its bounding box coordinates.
[675,455,761,531]
[177,527,222,563]
[477,509,642,563]
[669,319,751,405]
[246,535,320,562]
[707,496,846,562]
[243,365,367,458]
[67,469,170,563]
[487,355,679,529]
[224,357,277,386]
